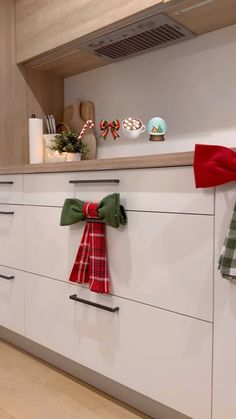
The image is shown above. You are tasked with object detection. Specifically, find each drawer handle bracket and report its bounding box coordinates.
[69,179,119,184]
[69,294,119,312]
[0,274,14,280]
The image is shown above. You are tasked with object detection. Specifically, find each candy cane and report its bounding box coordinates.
[78,120,94,141]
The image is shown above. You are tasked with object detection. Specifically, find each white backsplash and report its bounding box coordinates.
[65,24,236,159]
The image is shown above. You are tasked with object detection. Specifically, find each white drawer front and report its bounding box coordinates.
[24,167,214,214]
[25,206,213,320]
[0,266,24,334]
[0,205,24,270]
[0,175,23,204]
[25,274,212,419]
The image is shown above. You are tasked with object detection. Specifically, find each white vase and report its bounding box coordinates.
[66,153,81,162]
[43,134,57,163]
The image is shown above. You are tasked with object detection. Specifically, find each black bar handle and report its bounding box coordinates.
[0,211,14,215]
[0,181,14,185]
[69,179,119,184]
[0,274,14,280]
[69,294,119,312]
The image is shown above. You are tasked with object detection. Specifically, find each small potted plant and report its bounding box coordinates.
[49,131,89,161]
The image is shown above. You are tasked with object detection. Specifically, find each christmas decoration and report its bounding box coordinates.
[78,120,95,141]
[194,144,236,188]
[121,117,146,139]
[100,120,120,140]
[60,193,127,294]
[147,117,167,141]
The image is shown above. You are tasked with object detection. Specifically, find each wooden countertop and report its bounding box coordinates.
[0,151,194,175]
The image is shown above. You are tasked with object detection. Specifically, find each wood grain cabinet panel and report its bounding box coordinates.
[16,0,63,62]
[61,0,168,45]
[25,273,212,419]
[15,0,172,63]
[24,205,213,320]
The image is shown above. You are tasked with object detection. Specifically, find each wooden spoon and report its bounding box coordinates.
[80,101,97,160]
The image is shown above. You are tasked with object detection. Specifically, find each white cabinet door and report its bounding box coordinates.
[0,205,24,270]
[25,273,212,419]
[25,205,213,320]
[23,167,214,214]
[0,175,24,204]
[0,266,24,334]
[213,184,236,419]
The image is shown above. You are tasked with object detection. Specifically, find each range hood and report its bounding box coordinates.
[80,13,195,61]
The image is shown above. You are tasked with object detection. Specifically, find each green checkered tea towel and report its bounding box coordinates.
[218,203,236,279]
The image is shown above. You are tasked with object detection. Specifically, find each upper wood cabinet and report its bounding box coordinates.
[16,0,63,63]
[15,0,236,77]
[15,0,167,63]
[61,0,170,45]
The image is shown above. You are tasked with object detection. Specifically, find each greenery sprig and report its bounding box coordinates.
[50,131,89,159]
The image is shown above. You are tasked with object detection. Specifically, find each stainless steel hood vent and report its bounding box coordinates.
[82,14,195,61]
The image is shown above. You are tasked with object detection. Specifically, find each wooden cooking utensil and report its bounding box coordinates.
[80,101,97,160]
[63,101,85,133]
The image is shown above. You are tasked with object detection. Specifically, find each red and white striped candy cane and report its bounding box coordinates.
[78,120,94,141]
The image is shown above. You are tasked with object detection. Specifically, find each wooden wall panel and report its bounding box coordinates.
[0,0,64,166]
[16,0,63,63]
[167,0,236,35]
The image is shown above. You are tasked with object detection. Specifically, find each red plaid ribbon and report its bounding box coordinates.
[69,202,110,294]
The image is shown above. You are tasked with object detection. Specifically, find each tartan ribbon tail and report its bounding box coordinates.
[69,223,90,284]
[100,127,109,140]
[111,129,120,140]
[69,218,110,293]
[89,222,110,294]
[218,202,236,280]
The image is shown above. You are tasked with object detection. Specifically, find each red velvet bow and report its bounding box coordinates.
[194,144,236,188]
[100,119,120,140]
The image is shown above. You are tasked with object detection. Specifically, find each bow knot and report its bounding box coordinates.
[82,202,99,219]
[100,120,120,140]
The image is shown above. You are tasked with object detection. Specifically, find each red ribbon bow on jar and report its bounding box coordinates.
[100,120,120,140]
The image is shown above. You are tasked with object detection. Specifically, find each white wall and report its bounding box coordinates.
[65,24,236,159]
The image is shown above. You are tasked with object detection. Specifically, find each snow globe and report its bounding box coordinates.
[147,117,167,141]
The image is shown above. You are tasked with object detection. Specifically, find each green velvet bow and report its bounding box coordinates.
[60,193,127,228]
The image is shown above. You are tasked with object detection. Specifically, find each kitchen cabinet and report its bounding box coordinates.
[25,272,212,419]
[15,0,63,63]
[0,165,214,418]
[0,0,64,167]
[0,204,24,270]
[0,267,24,335]
[15,0,167,63]
[24,205,213,320]
[15,0,236,77]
